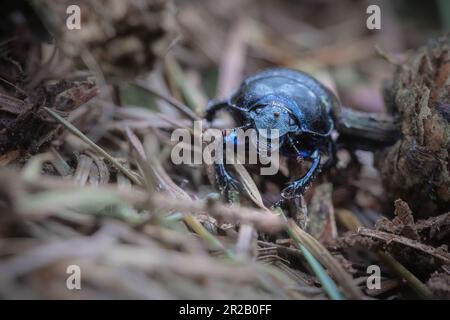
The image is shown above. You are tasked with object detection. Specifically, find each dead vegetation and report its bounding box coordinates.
[0,0,449,300]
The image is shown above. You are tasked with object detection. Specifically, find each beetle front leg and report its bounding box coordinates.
[213,128,245,202]
[205,99,229,122]
[281,149,321,199]
[214,162,242,201]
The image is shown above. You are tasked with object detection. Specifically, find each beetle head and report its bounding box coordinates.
[248,100,300,138]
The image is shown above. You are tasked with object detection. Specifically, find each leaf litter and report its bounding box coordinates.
[0,0,449,300]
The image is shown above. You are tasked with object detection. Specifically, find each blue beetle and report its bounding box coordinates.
[206,68,340,204]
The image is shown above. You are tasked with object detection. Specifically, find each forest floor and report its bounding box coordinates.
[0,0,449,299]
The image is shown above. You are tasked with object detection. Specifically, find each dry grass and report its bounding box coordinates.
[0,0,448,300]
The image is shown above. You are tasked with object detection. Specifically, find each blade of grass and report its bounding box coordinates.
[135,132,234,258]
[288,220,364,299]
[17,188,143,224]
[216,18,247,99]
[43,107,142,185]
[134,80,201,121]
[152,193,285,233]
[183,213,235,259]
[377,251,433,299]
[286,219,344,300]
[272,204,347,299]
[233,162,269,211]
[165,54,207,114]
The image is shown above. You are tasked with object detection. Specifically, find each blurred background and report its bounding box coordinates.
[169,0,449,112]
[2,0,449,111]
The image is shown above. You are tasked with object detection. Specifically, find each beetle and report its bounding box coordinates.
[206,68,341,205]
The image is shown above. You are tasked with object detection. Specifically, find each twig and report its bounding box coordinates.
[358,227,450,265]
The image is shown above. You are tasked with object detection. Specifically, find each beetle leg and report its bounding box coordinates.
[322,138,337,170]
[213,127,248,202]
[281,149,321,199]
[205,99,229,121]
[214,163,242,201]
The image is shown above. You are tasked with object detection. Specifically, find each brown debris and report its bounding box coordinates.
[376,199,420,240]
[427,269,450,299]
[336,201,450,280]
[377,35,450,217]
[415,212,450,246]
[358,228,450,267]
[375,199,450,247]
[32,0,175,77]
[0,79,97,156]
